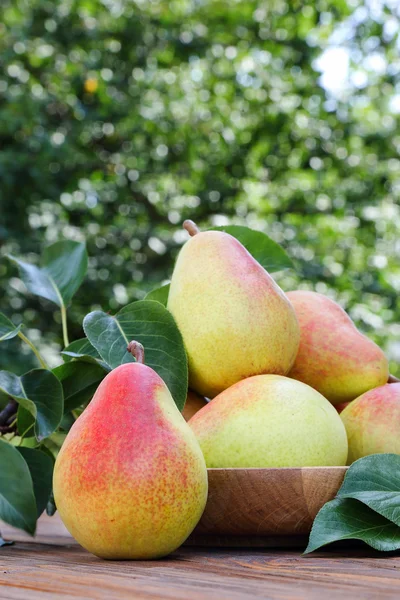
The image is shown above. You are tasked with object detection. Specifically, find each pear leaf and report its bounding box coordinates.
[0,439,37,535]
[210,225,294,272]
[0,312,22,342]
[145,284,170,306]
[17,447,54,517]
[337,454,400,527]
[305,497,400,554]
[0,369,64,441]
[83,300,188,410]
[53,361,107,413]
[61,337,102,363]
[61,337,109,370]
[46,492,57,517]
[7,241,88,307]
[17,406,35,440]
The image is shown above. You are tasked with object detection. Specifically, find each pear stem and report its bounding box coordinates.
[127,341,145,364]
[183,220,200,236]
[389,374,400,383]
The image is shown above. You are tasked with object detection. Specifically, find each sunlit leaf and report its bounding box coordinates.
[145,284,170,306]
[0,312,21,342]
[338,454,400,527]
[7,241,88,307]
[210,226,294,272]
[305,498,400,554]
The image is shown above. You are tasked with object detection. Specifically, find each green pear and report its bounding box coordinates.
[167,221,300,398]
[287,291,389,405]
[189,374,348,467]
[53,342,208,560]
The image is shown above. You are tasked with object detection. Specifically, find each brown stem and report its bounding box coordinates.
[0,399,17,426]
[388,374,400,383]
[0,425,16,434]
[183,220,200,236]
[127,341,145,364]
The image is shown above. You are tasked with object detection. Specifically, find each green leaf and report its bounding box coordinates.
[305,498,400,554]
[7,241,88,307]
[59,412,75,431]
[145,284,170,306]
[53,360,107,413]
[0,312,21,342]
[13,436,39,449]
[337,454,400,527]
[61,337,102,362]
[61,338,110,370]
[17,447,54,517]
[210,226,294,272]
[83,300,188,410]
[46,491,57,517]
[0,439,37,535]
[0,369,64,441]
[17,405,35,439]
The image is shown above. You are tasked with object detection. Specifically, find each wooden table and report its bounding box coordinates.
[1,516,400,599]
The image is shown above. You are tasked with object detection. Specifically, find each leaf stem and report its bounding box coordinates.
[60,305,69,348]
[17,332,48,369]
[18,422,35,444]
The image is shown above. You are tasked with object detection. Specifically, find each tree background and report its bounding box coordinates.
[1,0,399,376]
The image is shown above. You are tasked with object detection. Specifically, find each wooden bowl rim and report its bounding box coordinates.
[206,466,348,472]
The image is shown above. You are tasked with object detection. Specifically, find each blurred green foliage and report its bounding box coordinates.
[0,0,399,375]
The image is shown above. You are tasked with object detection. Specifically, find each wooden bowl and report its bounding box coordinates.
[186,467,347,547]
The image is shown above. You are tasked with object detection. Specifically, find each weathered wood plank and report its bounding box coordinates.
[1,515,400,599]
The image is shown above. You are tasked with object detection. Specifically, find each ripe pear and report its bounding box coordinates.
[167,221,300,398]
[182,390,208,421]
[340,382,400,464]
[287,291,389,405]
[189,375,348,468]
[53,342,208,560]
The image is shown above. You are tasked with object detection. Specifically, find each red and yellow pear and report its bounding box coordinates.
[168,221,300,398]
[340,381,400,464]
[53,342,208,560]
[287,291,389,405]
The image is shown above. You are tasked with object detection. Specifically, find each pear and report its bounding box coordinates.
[182,390,208,421]
[189,374,348,468]
[341,382,400,464]
[167,221,300,398]
[287,291,389,405]
[53,341,208,560]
